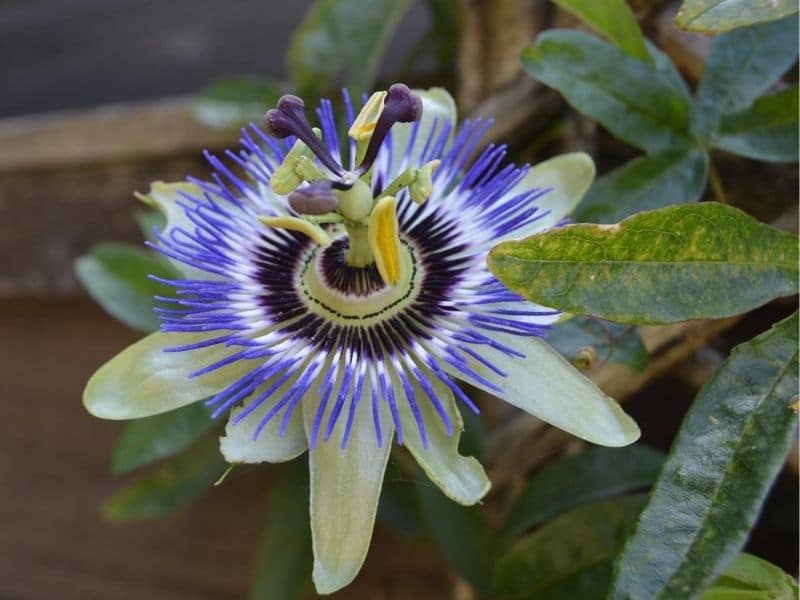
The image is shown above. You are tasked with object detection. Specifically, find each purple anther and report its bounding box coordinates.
[385,83,423,123]
[287,181,338,215]
[263,95,346,178]
[356,83,423,175]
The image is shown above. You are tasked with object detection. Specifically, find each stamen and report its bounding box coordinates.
[259,215,332,246]
[356,83,423,175]
[409,159,440,203]
[378,159,441,203]
[270,136,318,195]
[265,95,345,177]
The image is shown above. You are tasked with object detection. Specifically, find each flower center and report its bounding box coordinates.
[299,234,422,323]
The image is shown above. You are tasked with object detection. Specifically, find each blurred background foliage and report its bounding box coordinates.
[1,0,797,598]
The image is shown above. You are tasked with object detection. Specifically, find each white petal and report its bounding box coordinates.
[84,332,261,420]
[219,382,308,464]
[445,332,639,447]
[497,153,596,241]
[304,373,394,594]
[398,370,490,506]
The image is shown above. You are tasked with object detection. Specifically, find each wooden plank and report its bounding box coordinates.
[0,155,212,297]
[0,98,237,173]
[0,99,238,297]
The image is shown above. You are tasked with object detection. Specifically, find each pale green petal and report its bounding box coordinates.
[389,87,457,177]
[398,371,490,506]
[219,383,308,464]
[84,332,261,420]
[497,153,596,241]
[445,332,639,447]
[137,181,222,280]
[140,181,200,236]
[304,376,394,594]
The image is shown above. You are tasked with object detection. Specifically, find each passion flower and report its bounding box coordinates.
[83,84,639,594]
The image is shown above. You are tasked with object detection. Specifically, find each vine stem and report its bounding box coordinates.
[708,161,727,203]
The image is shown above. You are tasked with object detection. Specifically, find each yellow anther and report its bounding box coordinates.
[348,91,387,142]
[260,215,331,247]
[270,128,323,195]
[368,196,406,285]
[294,155,325,182]
[409,159,441,204]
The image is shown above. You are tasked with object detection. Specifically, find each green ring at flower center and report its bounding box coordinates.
[299,235,423,325]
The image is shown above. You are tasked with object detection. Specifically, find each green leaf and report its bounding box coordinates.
[702,553,799,600]
[84,331,263,420]
[647,41,692,100]
[378,462,424,537]
[193,76,284,129]
[676,0,799,33]
[459,404,485,463]
[575,148,709,224]
[424,0,462,68]
[287,0,411,100]
[493,494,648,599]
[610,312,800,599]
[75,243,179,332]
[692,15,798,140]
[488,203,799,325]
[522,30,693,153]
[714,86,800,163]
[250,461,312,600]
[110,403,216,475]
[551,0,651,62]
[498,445,664,546]
[102,435,227,523]
[547,317,649,372]
[417,482,493,592]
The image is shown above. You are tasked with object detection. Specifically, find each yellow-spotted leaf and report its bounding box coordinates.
[489,203,799,324]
